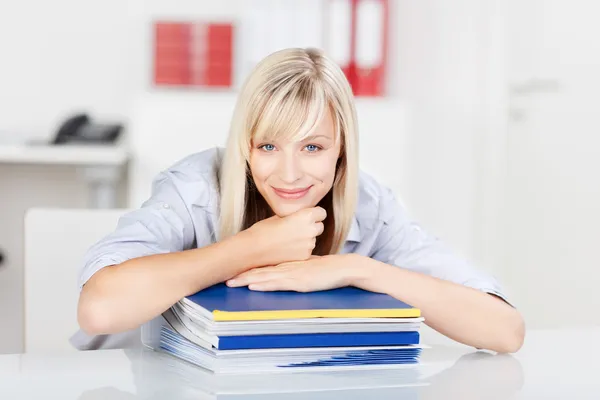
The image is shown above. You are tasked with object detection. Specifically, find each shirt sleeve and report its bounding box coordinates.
[77,170,196,291]
[369,186,513,307]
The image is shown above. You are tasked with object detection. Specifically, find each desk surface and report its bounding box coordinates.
[1,327,599,399]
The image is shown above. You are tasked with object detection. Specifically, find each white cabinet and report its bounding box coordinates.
[0,144,128,354]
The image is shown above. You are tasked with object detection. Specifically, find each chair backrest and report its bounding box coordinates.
[24,208,129,353]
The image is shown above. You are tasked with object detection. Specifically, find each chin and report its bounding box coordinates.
[270,203,310,217]
[267,194,323,217]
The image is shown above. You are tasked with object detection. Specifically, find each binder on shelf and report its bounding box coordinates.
[153,22,192,86]
[287,0,325,50]
[238,0,326,87]
[237,0,270,86]
[325,0,355,87]
[354,0,388,96]
[204,23,233,87]
[153,21,233,89]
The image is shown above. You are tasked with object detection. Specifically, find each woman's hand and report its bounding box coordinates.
[243,207,327,267]
[226,254,359,292]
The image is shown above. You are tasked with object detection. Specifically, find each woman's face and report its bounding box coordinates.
[249,109,342,217]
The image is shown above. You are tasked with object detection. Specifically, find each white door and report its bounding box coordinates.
[503,0,600,328]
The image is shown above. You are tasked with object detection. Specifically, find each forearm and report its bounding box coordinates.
[78,231,260,335]
[349,256,525,353]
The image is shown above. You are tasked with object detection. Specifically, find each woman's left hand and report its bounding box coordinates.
[226,254,360,292]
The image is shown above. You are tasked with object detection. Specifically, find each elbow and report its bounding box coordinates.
[77,267,123,336]
[496,311,526,354]
[77,272,120,335]
[77,294,115,336]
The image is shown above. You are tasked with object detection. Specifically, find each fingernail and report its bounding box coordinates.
[227,280,237,286]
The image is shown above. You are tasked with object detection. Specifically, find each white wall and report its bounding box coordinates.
[394,0,490,270]
[0,0,133,141]
[498,0,600,328]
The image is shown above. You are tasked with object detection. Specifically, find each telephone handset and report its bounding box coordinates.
[52,113,123,144]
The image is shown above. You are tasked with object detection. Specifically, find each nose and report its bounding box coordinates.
[278,152,302,184]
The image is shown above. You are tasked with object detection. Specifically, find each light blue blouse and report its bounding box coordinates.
[70,147,509,350]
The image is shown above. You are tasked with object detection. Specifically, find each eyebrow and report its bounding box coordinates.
[302,135,333,142]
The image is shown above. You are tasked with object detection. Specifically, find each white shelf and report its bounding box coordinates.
[0,144,129,166]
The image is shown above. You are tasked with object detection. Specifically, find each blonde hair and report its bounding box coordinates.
[218,48,359,255]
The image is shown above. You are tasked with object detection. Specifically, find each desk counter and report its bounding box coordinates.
[1,327,598,399]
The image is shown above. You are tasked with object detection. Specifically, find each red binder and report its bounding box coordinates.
[326,0,356,88]
[154,22,192,86]
[205,23,233,87]
[154,21,233,88]
[353,0,388,96]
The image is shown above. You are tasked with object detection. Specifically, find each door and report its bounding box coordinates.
[504,0,600,328]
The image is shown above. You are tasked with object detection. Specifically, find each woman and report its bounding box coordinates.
[74,48,525,353]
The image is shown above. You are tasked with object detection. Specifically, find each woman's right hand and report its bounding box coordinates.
[245,206,327,266]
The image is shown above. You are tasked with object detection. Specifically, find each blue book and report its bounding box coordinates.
[181,283,420,322]
[216,331,420,350]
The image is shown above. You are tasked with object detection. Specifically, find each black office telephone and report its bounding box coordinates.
[52,113,123,144]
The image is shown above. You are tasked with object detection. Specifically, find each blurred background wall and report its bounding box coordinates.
[0,0,598,354]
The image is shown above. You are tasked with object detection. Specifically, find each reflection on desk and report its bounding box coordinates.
[1,327,599,399]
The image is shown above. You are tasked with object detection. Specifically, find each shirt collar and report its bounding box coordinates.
[346,216,361,242]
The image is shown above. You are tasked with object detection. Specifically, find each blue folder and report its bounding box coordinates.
[185,283,420,321]
[216,331,420,350]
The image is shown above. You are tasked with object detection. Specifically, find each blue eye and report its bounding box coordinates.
[260,144,275,151]
[305,144,320,152]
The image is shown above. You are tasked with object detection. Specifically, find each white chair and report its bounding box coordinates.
[23,208,129,353]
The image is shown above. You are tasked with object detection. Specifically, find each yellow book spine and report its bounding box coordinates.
[212,308,421,321]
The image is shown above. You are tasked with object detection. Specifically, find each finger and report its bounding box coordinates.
[314,221,324,236]
[249,278,297,292]
[311,206,327,222]
[227,275,271,287]
[227,267,278,287]
[238,266,278,277]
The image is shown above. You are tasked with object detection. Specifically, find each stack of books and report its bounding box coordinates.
[156,283,425,374]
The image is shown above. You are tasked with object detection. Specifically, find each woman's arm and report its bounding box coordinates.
[78,200,325,336]
[349,256,525,353]
[78,230,261,336]
[227,253,525,353]
[360,183,524,352]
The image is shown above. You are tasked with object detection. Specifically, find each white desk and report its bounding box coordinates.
[0,143,129,208]
[0,327,598,399]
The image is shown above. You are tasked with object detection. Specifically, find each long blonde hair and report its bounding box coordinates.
[218,48,359,255]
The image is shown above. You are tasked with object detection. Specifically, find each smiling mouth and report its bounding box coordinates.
[272,186,312,200]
